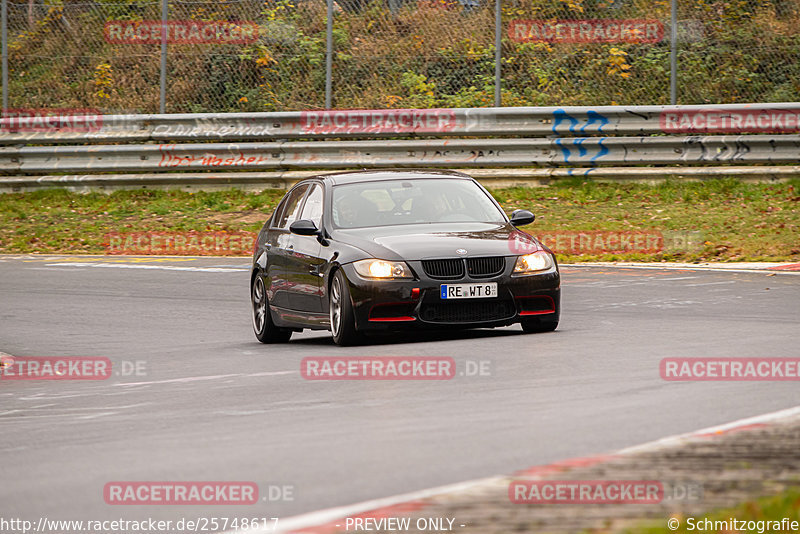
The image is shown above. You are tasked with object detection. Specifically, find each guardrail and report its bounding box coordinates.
[2,104,800,144]
[2,135,798,174]
[0,104,798,191]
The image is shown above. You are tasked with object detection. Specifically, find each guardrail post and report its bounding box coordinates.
[325,0,333,109]
[670,0,677,105]
[2,0,7,112]
[159,0,167,114]
[494,0,501,107]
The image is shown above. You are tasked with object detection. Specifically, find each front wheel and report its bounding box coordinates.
[329,270,360,346]
[252,274,292,343]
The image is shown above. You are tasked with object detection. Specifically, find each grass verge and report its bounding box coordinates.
[1,178,798,262]
[628,487,800,533]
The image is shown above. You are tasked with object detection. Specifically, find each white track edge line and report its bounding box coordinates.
[562,263,800,274]
[617,404,800,454]
[231,476,500,534]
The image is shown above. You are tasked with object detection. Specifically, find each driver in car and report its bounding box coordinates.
[336,194,380,227]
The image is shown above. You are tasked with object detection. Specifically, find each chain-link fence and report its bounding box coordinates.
[2,0,798,114]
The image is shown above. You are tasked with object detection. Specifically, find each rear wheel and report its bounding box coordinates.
[329,270,360,346]
[521,316,559,333]
[252,274,292,343]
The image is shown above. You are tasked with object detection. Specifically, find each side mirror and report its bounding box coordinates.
[509,209,535,227]
[289,219,319,236]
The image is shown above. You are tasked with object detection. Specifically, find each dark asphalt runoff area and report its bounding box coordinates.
[0,255,798,527]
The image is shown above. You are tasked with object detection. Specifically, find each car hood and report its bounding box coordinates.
[334,222,542,261]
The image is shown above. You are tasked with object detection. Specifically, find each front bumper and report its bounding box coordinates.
[340,258,560,332]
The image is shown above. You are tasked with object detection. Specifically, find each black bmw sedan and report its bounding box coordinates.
[251,170,560,346]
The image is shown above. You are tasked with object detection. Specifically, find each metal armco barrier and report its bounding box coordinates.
[1,103,800,144]
[2,136,798,174]
[0,104,798,189]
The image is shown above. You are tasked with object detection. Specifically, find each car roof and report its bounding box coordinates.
[306,169,474,186]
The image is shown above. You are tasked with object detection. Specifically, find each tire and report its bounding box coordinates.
[252,274,292,343]
[521,316,559,333]
[329,270,360,346]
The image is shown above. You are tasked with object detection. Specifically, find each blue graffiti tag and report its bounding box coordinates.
[555,138,609,164]
[574,138,588,157]
[552,109,579,134]
[553,109,609,134]
[552,109,610,164]
[581,110,609,134]
[591,138,609,162]
[567,168,596,176]
[554,138,571,163]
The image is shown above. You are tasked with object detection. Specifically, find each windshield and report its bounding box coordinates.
[331,178,506,229]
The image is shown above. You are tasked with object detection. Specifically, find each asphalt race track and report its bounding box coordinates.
[1,255,798,527]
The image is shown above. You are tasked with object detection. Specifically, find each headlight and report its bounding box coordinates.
[353,259,413,279]
[513,252,554,274]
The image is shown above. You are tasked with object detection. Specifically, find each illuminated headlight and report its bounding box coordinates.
[353,259,413,279]
[513,252,554,274]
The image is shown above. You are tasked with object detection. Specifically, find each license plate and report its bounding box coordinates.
[440,283,498,299]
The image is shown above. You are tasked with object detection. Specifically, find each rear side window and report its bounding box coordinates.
[273,185,309,229]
